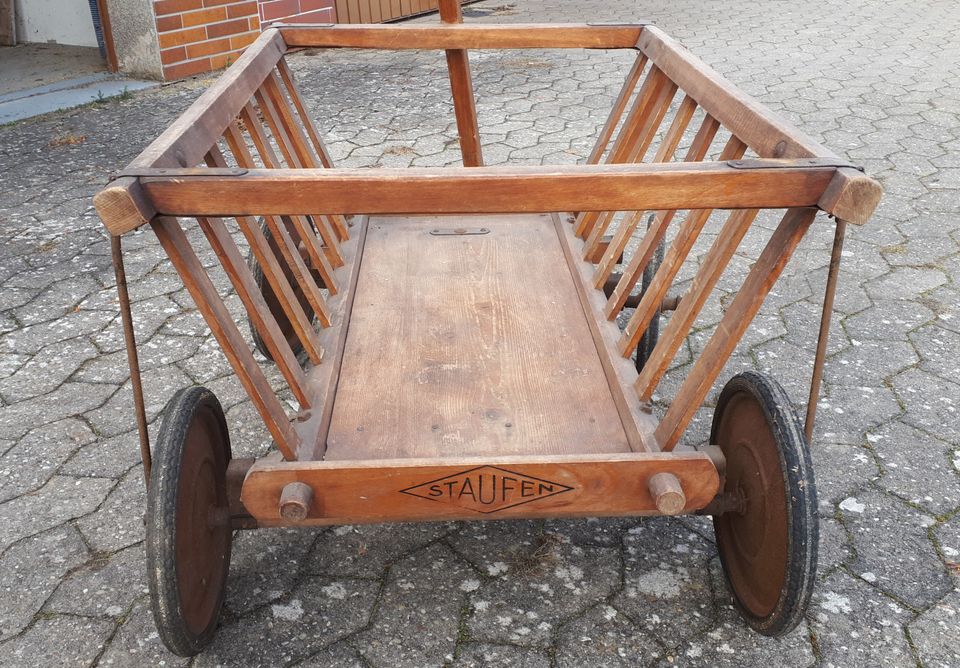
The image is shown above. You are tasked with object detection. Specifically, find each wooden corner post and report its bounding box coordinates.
[439,0,483,167]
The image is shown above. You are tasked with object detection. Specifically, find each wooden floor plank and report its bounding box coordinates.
[325,214,631,460]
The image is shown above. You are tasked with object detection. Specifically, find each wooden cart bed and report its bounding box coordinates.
[328,213,632,461]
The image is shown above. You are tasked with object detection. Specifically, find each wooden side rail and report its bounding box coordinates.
[279,23,647,49]
[120,161,845,222]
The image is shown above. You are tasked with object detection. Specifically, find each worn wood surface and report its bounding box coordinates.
[280,24,647,49]
[137,161,842,219]
[240,451,720,524]
[325,214,632,460]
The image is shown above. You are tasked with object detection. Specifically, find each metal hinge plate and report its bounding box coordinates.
[109,167,248,182]
[429,227,490,236]
[727,157,864,172]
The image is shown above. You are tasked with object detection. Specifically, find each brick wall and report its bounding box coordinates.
[154,0,262,80]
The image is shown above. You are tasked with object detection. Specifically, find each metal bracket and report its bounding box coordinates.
[727,157,864,172]
[429,227,490,236]
[109,167,248,182]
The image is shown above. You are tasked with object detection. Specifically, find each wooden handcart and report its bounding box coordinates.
[95,8,881,656]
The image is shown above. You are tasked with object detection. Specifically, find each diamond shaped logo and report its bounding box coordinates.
[400,466,574,514]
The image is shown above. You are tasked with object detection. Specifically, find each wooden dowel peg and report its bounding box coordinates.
[648,472,685,515]
[279,482,314,521]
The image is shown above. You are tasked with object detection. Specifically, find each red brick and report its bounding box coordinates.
[229,30,259,50]
[156,14,182,32]
[209,51,238,70]
[182,6,227,26]
[154,0,203,16]
[205,17,250,38]
[158,26,207,49]
[186,37,231,58]
[163,57,212,80]
[160,46,187,64]
[203,0,241,6]
[227,1,258,18]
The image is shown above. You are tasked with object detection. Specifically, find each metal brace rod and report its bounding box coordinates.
[111,235,152,486]
[805,219,847,441]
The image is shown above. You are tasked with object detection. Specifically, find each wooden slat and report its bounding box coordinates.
[586,52,647,165]
[605,114,720,317]
[151,216,298,459]
[255,80,344,269]
[197,214,312,407]
[552,214,659,453]
[139,160,842,218]
[633,207,759,399]
[655,207,818,450]
[439,0,483,167]
[617,136,747,356]
[582,73,679,258]
[592,95,697,287]
[276,58,335,169]
[574,65,671,239]
[216,131,325,365]
[244,97,340,293]
[296,216,368,460]
[240,451,720,525]
[279,23,647,49]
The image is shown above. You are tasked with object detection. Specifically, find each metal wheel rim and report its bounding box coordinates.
[713,391,789,618]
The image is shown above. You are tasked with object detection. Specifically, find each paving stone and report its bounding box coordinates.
[810,440,880,511]
[907,590,960,668]
[0,475,113,553]
[94,598,189,668]
[353,543,470,666]
[870,421,960,515]
[0,525,88,641]
[456,643,552,668]
[841,300,935,341]
[661,557,815,667]
[197,576,378,666]
[75,468,144,553]
[0,381,115,441]
[809,571,915,668]
[838,488,952,609]
[59,430,144,479]
[555,603,663,667]
[307,522,453,578]
[295,642,369,667]
[453,521,620,647]
[227,527,319,615]
[45,543,145,618]
[83,366,193,439]
[892,367,960,445]
[0,614,115,668]
[613,518,716,647]
[0,417,95,503]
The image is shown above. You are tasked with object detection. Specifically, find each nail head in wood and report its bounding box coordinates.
[648,472,685,515]
[279,481,314,521]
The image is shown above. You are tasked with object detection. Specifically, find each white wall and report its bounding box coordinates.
[14,0,98,47]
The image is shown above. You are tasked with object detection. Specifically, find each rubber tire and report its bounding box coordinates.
[146,386,232,657]
[711,371,818,637]
[247,218,317,363]
[636,214,664,373]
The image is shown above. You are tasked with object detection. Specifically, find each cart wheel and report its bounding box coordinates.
[146,386,232,657]
[711,371,817,637]
[636,214,664,372]
[248,217,319,363]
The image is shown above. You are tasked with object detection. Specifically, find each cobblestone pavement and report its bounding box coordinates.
[1,0,959,666]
